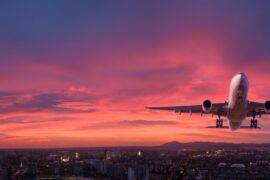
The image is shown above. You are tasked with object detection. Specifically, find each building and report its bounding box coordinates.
[128,165,149,180]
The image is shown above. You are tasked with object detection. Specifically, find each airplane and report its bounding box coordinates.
[146,72,270,131]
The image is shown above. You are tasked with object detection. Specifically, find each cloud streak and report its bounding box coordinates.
[78,120,179,130]
[0,90,99,114]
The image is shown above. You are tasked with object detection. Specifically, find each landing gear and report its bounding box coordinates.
[250,119,258,128]
[250,112,258,128]
[216,115,223,128]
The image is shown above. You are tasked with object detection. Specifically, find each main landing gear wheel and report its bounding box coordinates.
[250,119,258,128]
[216,118,223,128]
[250,111,258,128]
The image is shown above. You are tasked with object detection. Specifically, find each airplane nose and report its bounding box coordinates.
[239,72,249,86]
[237,72,247,79]
[238,72,245,76]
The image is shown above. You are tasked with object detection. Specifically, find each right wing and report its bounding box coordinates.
[246,101,270,117]
[146,102,228,116]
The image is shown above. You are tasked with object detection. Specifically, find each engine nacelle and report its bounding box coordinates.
[202,100,212,113]
[264,101,270,113]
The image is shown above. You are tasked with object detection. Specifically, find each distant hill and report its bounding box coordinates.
[159,141,270,150]
[161,141,183,148]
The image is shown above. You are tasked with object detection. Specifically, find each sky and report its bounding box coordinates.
[0,1,270,148]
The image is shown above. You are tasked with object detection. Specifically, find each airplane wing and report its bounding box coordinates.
[246,101,270,116]
[146,102,228,116]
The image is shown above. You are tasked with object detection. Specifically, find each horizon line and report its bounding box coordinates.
[1,141,270,150]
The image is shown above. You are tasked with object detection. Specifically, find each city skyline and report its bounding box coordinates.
[1,1,270,148]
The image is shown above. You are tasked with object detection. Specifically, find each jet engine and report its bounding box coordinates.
[264,101,270,113]
[202,100,212,113]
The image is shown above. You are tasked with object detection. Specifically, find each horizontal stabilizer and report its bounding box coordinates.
[206,126,261,129]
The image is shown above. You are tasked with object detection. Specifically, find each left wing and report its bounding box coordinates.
[146,102,228,116]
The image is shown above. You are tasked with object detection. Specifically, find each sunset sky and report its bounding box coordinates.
[1,1,270,148]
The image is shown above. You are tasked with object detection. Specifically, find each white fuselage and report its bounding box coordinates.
[227,72,249,130]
